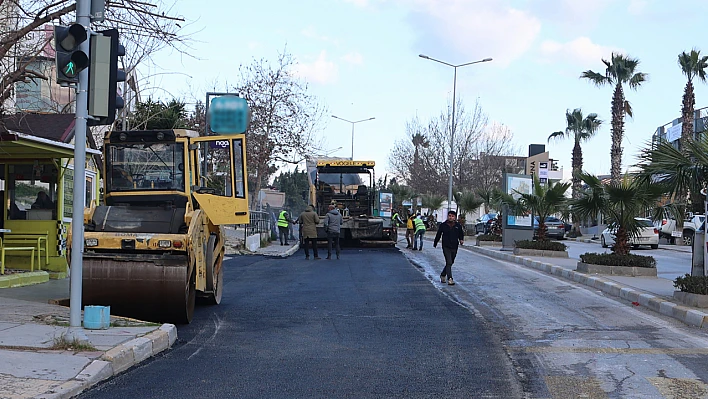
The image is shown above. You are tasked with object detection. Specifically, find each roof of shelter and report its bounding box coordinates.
[1,113,75,142]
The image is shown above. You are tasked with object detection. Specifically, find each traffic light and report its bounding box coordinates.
[54,24,89,85]
[87,28,125,126]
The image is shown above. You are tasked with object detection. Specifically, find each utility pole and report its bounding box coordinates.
[68,0,91,338]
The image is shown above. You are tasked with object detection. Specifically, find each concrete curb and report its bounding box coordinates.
[464,245,708,329]
[565,237,599,244]
[0,270,49,288]
[33,323,178,399]
[263,241,300,258]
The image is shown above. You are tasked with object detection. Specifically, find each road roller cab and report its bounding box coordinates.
[80,129,249,323]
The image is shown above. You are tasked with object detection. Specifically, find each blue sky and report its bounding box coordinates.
[141,0,708,179]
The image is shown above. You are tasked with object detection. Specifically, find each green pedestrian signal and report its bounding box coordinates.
[54,24,89,85]
[63,61,76,77]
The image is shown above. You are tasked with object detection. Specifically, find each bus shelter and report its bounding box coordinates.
[0,130,101,278]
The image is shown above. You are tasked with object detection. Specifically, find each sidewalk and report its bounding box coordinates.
[251,240,300,258]
[0,279,177,399]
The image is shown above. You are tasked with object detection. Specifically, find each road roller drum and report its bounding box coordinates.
[82,255,195,324]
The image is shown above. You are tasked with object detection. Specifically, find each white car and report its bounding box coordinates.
[601,218,659,249]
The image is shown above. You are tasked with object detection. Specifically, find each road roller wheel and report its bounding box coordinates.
[178,268,196,324]
[202,234,223,305]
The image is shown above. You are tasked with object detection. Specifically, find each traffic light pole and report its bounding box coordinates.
[68,0,91,334]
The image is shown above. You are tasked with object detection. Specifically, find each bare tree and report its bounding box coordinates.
[0,0,191,122]
[464,123,521,195]
[234,50,326,204]
[389,99,519,196]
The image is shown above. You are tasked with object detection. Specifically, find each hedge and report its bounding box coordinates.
[515,240,566,251]
[674,274,708,295]
[579,252,656,268]
[477,234,502,242]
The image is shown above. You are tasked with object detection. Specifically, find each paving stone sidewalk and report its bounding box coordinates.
[0,291,176,399]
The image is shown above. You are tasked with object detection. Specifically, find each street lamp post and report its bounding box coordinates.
[419,54,492,213]
[331,115,375,160]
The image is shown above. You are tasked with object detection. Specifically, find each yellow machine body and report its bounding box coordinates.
[306,159,394,246]
[77,129,249,323]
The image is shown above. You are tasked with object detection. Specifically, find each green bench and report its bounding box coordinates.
[1,232,48,273]
[0,237,35,274]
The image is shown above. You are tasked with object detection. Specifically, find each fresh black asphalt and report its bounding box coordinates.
[78,248,522,398]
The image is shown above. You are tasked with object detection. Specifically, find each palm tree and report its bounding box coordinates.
[390,183,414,216]
[678,50,708,216]
[411,133,429,188]
[493,177,570,241]
[475,187,495,214]
[573,172,664,255]
[549,109,602,235]
[411,133,430,164]
[678,50,708,150]
[548,109,602,199]
[637,136,708,245]
[455,191,484,228]
[421,193,446,218]
[516,177,571,241]
[581,53,647,183]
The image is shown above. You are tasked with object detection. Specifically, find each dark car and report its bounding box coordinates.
[475,213,498,235]
[533,216,566,240]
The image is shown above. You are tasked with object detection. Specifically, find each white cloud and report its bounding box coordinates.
[342,52,363,65]
[628,0,648,15]
[540,37,622,65]
[403,0,542,67]
[294,51,338,84]
[344,0,368,6]
[301,26,340,45]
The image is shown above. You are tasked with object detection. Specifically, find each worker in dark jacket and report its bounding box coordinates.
[433,210,465,285]
[323,204,343,259]
[299,205,321,260]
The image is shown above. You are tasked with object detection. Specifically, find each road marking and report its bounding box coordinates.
[511,346,708,355]
[544,375,608,398]
[648,377,708,398]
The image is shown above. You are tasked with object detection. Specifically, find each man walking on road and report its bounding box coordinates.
[433,210,465,285]
[324,204,343,259]
[299,205,321,260]
[412,214,426,251]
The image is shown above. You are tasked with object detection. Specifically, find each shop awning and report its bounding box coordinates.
[0,131,100,160]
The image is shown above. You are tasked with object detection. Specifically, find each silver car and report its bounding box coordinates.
[601,218,659,249]
[533,216,565,240]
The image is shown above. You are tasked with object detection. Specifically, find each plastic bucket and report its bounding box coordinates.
[83,305,111,329]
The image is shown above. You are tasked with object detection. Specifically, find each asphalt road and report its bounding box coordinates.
[406,242,708,398]
[78,249,524,399]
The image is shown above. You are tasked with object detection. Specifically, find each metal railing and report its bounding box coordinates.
[246,210,272,236]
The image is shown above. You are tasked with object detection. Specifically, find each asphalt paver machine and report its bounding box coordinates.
[307,159,394,246]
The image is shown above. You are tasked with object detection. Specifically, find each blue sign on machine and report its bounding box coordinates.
[209,96,249,134]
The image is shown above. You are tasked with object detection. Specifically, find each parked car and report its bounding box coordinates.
[560,219,573,233]
[658,214,705,246]
[475,213,498,235]
[601,218,659,249]
[533,216,566,240]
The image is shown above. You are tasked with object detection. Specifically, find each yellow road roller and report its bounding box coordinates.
[78,129,249,323]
